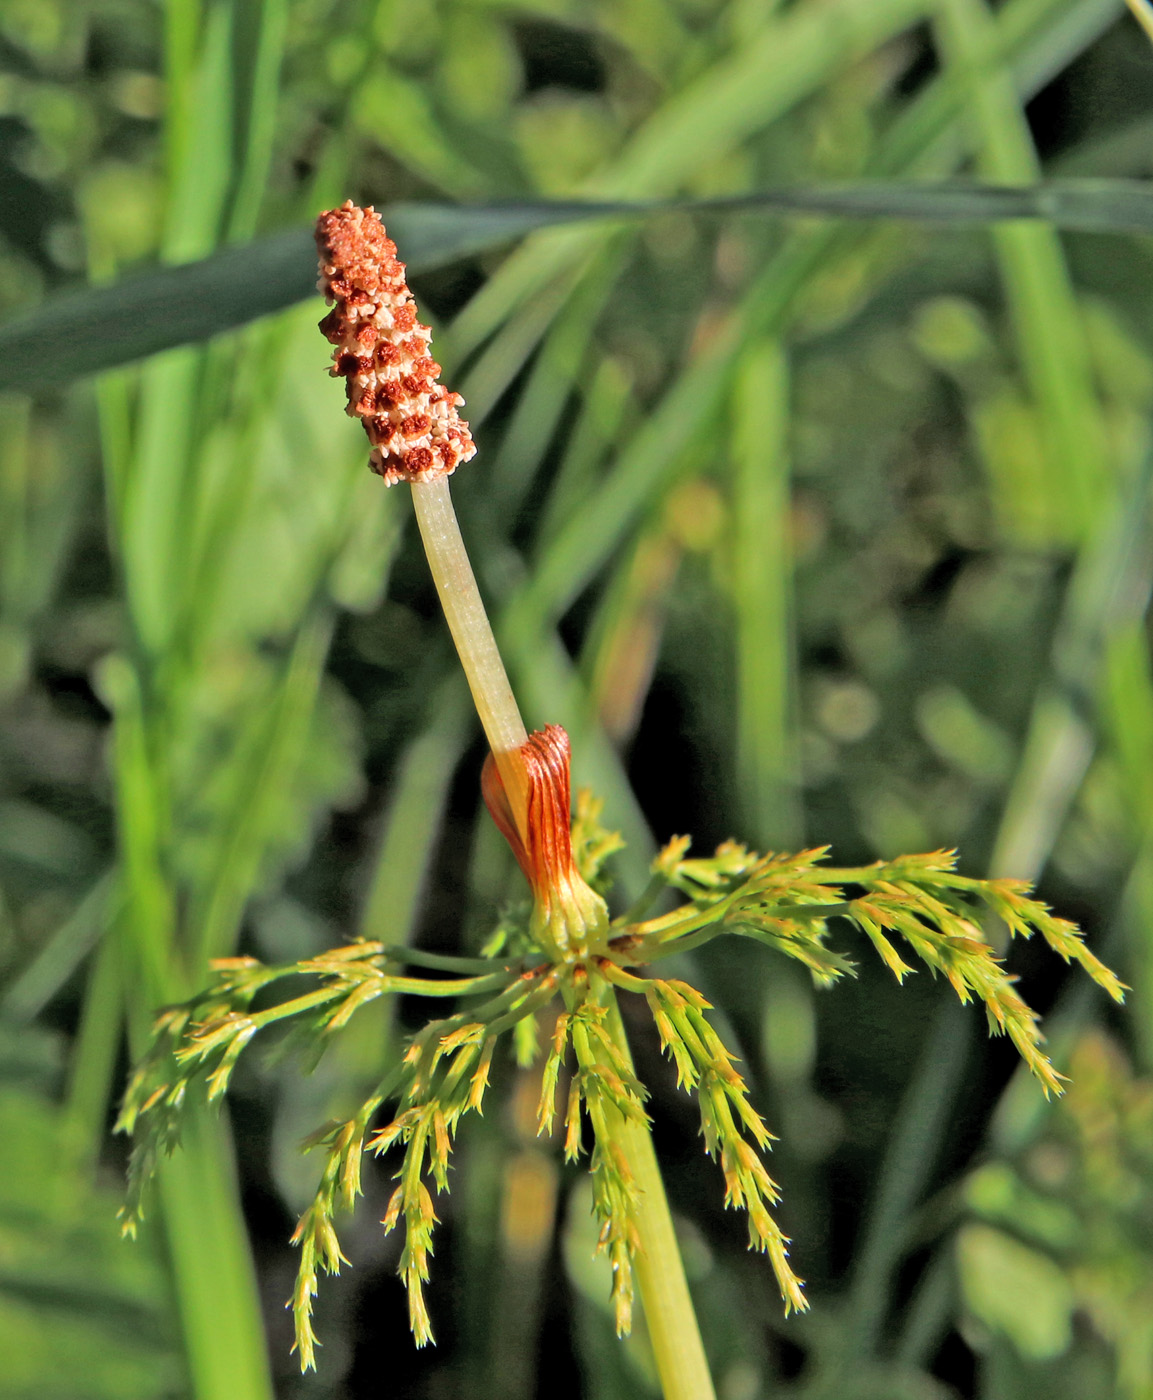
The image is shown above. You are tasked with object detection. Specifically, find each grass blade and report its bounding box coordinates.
[731,341,799,848]
[225,0,288,243]
[935,0,1111,540]
[11,177,1153,394]
[155,1107,274,1400]
[189,608,335,967]
[359,679,473,953]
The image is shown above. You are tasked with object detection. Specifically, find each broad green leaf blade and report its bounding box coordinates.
[1,229,314,394]
[714,178,1153,230]
[5,181,1153,394]
[0,204,612,394]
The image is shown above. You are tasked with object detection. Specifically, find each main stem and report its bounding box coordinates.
[410,476,530,835]
[605,999,717,1400]
[410,471,716,1400]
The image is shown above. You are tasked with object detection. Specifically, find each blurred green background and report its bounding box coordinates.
[2,0,1153,1396]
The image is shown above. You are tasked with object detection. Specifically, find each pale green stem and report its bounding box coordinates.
[411,470,715,1400]
[1128,0,1153,46]
[410,475,530,834]
[605,999,717,1400]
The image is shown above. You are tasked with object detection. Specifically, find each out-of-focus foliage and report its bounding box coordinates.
[1,0,1152,1396]
[0,1026,182,1400]
[959,1031,1153,1397]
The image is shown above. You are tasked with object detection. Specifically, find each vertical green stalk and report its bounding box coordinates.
[934,0,1110,542]
[154,1106,273,1400]
[407,461,716,1399]
[732,340,798,848]
[106,654,274,1400]
[60,930,124,1174]
[189,607,334,968]
[604,999,717,1400]
[91,4,287,1392]
[226,0,288,242]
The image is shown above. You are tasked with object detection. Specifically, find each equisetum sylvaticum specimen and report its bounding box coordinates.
[117,203,1125,1400]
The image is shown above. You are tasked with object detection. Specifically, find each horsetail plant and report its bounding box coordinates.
[116,204,1125,1400]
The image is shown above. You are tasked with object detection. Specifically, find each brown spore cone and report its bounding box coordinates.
[315,201,476,485]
